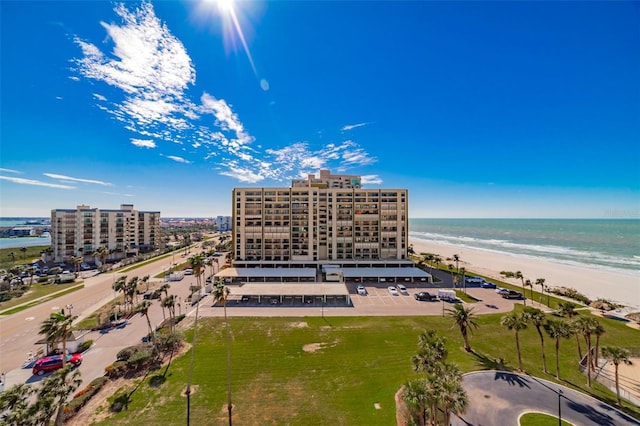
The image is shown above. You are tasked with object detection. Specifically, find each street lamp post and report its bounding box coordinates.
[66,304,73,316]
[558,389,563,426]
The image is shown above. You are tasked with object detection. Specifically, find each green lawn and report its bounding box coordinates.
[91,311,640,425]
[0,282,83,314]
[520,412,572,426]
[0,245,49,270]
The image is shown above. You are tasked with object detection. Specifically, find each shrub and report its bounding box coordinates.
[116,346,140,362]
[105,360,127,378]
[64,376,107,421]
[0,291,11,302]
[75,339,93,353]
[126,350,153,369]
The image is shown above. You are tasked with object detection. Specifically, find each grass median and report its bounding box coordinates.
[92,311,640,425]
[0,282,84,315]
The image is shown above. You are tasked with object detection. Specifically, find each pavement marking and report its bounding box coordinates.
[51,306,59,310]
[25,317,34,321]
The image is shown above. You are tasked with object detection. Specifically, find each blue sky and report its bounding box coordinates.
[1,1,638,219]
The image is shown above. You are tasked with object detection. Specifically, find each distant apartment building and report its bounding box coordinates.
[50,204,161,263]
[216,215,232,232]
[9,226,36,237]
[232,171,408,265]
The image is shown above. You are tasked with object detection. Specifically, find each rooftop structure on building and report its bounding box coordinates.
[291,169,361,189]
[50,204,160,264]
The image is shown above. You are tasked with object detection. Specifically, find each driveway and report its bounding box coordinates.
[452,371,640,426]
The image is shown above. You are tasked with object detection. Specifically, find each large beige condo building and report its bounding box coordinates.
[232,170,408,264]
[50,204,161,263]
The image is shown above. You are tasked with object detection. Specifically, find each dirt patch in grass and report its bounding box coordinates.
[302,341,338,353]
[288,321,308,328]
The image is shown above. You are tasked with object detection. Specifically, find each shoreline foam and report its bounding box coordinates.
[410,238,640,310]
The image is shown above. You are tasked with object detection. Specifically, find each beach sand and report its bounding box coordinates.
[410,239,640,310]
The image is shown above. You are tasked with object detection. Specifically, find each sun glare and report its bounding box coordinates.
[216,0,235,14]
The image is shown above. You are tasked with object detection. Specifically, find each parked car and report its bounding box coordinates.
[501,290,523,299]
[481,281,497,289]
[397,284,408,294]
[465,277,484,284]
[496,287,508,294]
[356,285,367,295]
[184,268,194,275]
[414,291,436,301]
[32,353,82,376]
[388,286,399,296]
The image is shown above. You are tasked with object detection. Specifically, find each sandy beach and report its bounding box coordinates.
[410,239,640,310]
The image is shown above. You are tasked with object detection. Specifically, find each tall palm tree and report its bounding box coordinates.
[525,279,534,301]
[452,254,460,275]
[8,251,17,265]
[501,311,528,371]
[524,307,548,373]
[39,310,76,364]
[447,304,479,352]
[20,246,27,261]
[544,319,571,380]
[135,301,154,341]
[535,278,546,304]
[593,322,606,371]
[141,274,150,292]
[574,316,600,387]
[186,254,204,425]
[433,255,442,271]
[601,346,631,405]
[162,295,176,333]
[214,279,233,426]
[459,267,467,293]
[447,264,455,288]
[71,256,82,276]
[514,271,526,306]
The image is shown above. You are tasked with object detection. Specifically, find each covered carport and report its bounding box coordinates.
[342,267,432,284]
[215,267,317,284]
[228,282,351,306]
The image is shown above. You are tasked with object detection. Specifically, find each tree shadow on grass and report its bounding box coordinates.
[472,351,514,372]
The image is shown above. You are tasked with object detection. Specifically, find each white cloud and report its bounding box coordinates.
[219,163,264,183]
[43,173,112,186]
[341,122,369,131]
[361,175,382,185]
[0,175,75,189]
[72,2,379,185]
[131,138,156,148]
[0,168,22,174]
[166,155,191,164]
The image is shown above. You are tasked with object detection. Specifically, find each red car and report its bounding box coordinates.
[32,353,82,375]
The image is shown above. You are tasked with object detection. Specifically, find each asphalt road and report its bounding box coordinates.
[452,371,640,426]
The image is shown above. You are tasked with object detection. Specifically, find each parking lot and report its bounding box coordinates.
[202,281,529,318]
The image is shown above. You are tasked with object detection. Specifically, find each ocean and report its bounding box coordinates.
[409,219,640,277]
[0,217,51,250]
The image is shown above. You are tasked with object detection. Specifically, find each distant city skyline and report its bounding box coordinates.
[1,1,638,219]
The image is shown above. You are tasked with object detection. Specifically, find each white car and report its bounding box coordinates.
[356,285,367,295]
[397,284,408,294]
[388,286,399,296]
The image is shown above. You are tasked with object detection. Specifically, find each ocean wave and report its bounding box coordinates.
[409,231,640,277]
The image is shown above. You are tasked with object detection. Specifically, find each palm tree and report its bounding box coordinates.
[420,253,434,274]
[459,267,467,293]
[96,246,109,268]
[525,279,534,301]
[514,271,526,306]
[501,311,528,371]
[186,255,205,425]
[214,279,233,425]
[135,301,154,341]
[0,383,35,425]
[447,304,479,352]
[401,378,430,426]
[113,275,128,305]
[447,264,455,288]
[20,246,27,261]
[35,366,81,426]
[601,346,631,405]
[8,251,16,265]
[544,319,572,380]
[437,365,468,426]
[71,256,82,276]
[39,310,76,364]
[452,254,460,274]
[162,295,176,333]
[574,316,600,387]
[412,330,448,374]
[535,278,546,304]
[524,307,548,373]
[141,274,150,292]
[126,276,140,309]
[593,322,606,371]
[433,255,442,271]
